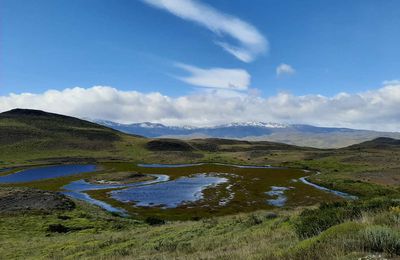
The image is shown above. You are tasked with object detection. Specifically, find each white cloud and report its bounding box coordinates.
[383,79,400,86]
[175,63,250,90]
[1,83,400,131]
[142,0,267,62]
[276,63,295,77]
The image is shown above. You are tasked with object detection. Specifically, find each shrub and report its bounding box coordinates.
[245,214,264,226]
[288,222,364,260]
[47,224,70,233]
[294,203,361,238]
[294,198,400,238]
[361,225,400,255]
[264,212,278,219]
[145,216,165,226]
[57,215,71,220]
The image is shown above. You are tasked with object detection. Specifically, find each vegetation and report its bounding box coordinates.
[1,109,400,259]
[1,198,400,259]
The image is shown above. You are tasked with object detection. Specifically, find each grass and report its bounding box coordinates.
[2,109,400,258]
[0,203,298,259]
[2,198,400,259]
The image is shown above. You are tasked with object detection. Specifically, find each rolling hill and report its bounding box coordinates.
[0,109,309,166]
[92,120,400,148]
[0,109,147,165]
[1,109,400,259]
[0,109,123,147]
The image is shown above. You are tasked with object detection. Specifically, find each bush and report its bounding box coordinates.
[288,222,364,260]
[295,198,400,238]
[245,214,264,226]
[264,212,278,219]
[145,216,165,226]
[57,215,71,220]
[47,224,70,233]
[361,225,400,255]
[294,202,361,238]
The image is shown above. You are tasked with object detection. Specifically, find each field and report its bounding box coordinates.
[1,109,400,259]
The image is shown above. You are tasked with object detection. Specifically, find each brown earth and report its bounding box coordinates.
[0,187,75,213]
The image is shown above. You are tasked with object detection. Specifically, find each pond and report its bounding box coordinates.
[111,174,228,208]
[0,163,356,219]
[0,164,97,183]
[61,174,170,214]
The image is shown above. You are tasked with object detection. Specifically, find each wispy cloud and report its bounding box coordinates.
[276,63,296,77]
[383,79,400,86]
[2,82,400,131]
[142,0,267,62]
[175,63,250,90]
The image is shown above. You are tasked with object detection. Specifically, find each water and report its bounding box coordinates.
[138,163,277,169]
[111,174,228,208]
[61,174,170,214]
[299,177,358,200]
[62,174,170,192]
[1,162,357,217]
[61,171,226,211]
[138,163,205,168]
[0,164,97,183]
[63,191,128,215]
[265,186,293,207]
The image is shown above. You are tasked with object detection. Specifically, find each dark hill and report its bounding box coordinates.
[0,109,125,150]
[146,139,194,151]
[346,137,400,150]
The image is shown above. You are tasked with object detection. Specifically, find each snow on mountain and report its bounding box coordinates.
[220,122,288,128]
[90,118,400,148]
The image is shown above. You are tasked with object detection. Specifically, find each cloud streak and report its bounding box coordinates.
[175,63,251,90]
[142,0,267,62]
[276,63,295,77]
[1,83,400,132]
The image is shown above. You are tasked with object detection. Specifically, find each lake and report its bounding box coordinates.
[0,163,355,219]
[0,164,97,183]
[111,173,228,208]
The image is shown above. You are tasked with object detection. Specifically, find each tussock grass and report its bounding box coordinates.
[2,198,400,259]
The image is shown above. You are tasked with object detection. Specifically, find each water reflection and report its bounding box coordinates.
[111,174,228,208]
[0,164,96,183]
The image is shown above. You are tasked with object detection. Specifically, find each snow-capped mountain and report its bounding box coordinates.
[90,120,292,138]
[90,119,400,148]
[220,122,288,128]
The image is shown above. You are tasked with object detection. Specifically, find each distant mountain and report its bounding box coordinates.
[91,120,400,148]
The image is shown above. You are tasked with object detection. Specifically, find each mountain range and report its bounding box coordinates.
[91,120,400,148]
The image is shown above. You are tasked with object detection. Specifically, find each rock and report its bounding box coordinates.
[0,187,75,213]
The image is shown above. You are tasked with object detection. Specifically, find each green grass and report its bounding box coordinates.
[2,198,400,259]
[0,203,298,259]
[2,109,400,258]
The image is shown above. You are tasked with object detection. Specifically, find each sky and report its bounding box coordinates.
[1,0,400,131]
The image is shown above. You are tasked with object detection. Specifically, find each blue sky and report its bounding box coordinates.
[1,0,400,130]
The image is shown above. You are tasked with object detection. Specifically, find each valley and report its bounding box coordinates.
[1,109,400,259]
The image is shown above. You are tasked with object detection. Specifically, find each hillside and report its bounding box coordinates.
[1,109,400,259]
[0,109,312,167]
[346,137,400,150]
[92,120,400,148]
[0,109,123,145]
[0,109,147,165]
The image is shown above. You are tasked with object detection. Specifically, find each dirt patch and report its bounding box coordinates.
[0,187,75,213]
[355,169,400,186]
